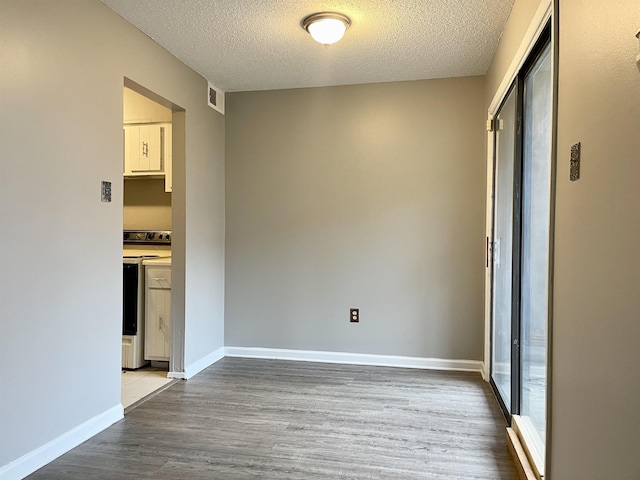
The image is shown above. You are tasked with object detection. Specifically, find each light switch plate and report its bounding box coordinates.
[101,181,112,202]
[570,143,581,182]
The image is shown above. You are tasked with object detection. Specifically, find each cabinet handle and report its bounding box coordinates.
[153,277,167,281]
[142,141,149,157]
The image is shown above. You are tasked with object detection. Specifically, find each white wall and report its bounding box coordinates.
[0,0,224,474]
[225,77,486,361]
[550,0,640,478]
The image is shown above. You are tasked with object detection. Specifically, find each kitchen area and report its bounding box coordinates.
[121,86,176,410]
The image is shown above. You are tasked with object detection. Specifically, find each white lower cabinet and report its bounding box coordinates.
[145,267,171,361]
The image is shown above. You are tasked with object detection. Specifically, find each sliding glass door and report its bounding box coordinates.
[490,84,517,412]
[520,40,552,449]
[489,23,552,457]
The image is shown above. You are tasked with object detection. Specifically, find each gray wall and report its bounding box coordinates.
[183,94,226,367]
[0,0,224,470]
[485,0,543,105]
[225,78,486,360]
[550,0,640,477]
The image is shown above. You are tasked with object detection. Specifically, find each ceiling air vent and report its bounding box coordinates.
[207,81,225,115]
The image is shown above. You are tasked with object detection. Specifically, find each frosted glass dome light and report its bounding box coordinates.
[303,12,351,46]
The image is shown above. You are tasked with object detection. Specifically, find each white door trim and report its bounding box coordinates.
[488,0,554,115]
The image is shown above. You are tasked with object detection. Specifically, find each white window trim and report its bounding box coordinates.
[513,414,545,478]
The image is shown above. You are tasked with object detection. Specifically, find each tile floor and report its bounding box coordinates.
[121,366,175,410]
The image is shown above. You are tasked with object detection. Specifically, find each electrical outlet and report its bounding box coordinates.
[350,308,359,323]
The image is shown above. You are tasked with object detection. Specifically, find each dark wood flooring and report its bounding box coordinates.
[29,358,517,479]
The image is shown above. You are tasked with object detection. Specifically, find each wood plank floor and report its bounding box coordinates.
[29,358,517,479]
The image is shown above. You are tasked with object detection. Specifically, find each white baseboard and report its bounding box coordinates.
[169,346,225,380]
[2,347,480,479]
[0,405,123,480]
[224,347,484,374]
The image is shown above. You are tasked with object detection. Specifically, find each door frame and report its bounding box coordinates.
[487,78,522,420]
[489,24,552,420]
[123,77,187,376]
[484,0,553,382]
[483,0,557,474]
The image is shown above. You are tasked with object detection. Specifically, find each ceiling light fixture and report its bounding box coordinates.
[302,12,351,46]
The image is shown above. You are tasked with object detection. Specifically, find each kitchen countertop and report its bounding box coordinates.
[123,247,171,258]
[142,256,171,266]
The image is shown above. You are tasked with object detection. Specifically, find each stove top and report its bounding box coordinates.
[123,230,171,259]
[123,230,171,245]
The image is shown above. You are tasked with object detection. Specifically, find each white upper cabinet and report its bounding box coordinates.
[123,123,172,192]
[124,124,165,175]
[123,88,173,192]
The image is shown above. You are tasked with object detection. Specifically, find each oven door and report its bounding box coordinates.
[123,263,139,335]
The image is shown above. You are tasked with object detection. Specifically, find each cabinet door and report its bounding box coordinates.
[164,124,172,192]
[145,266,171,361]
[124,125,163,174]
[124,126,140,174]
[138,125,162,172]
[146,288,171,360]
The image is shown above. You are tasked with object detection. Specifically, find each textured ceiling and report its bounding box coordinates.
[100,0,515,92]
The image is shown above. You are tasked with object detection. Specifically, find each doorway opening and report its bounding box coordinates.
[121,79,186,411]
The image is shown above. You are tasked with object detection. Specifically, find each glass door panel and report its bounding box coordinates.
[490,85,518,411]
[520,42,552,448]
